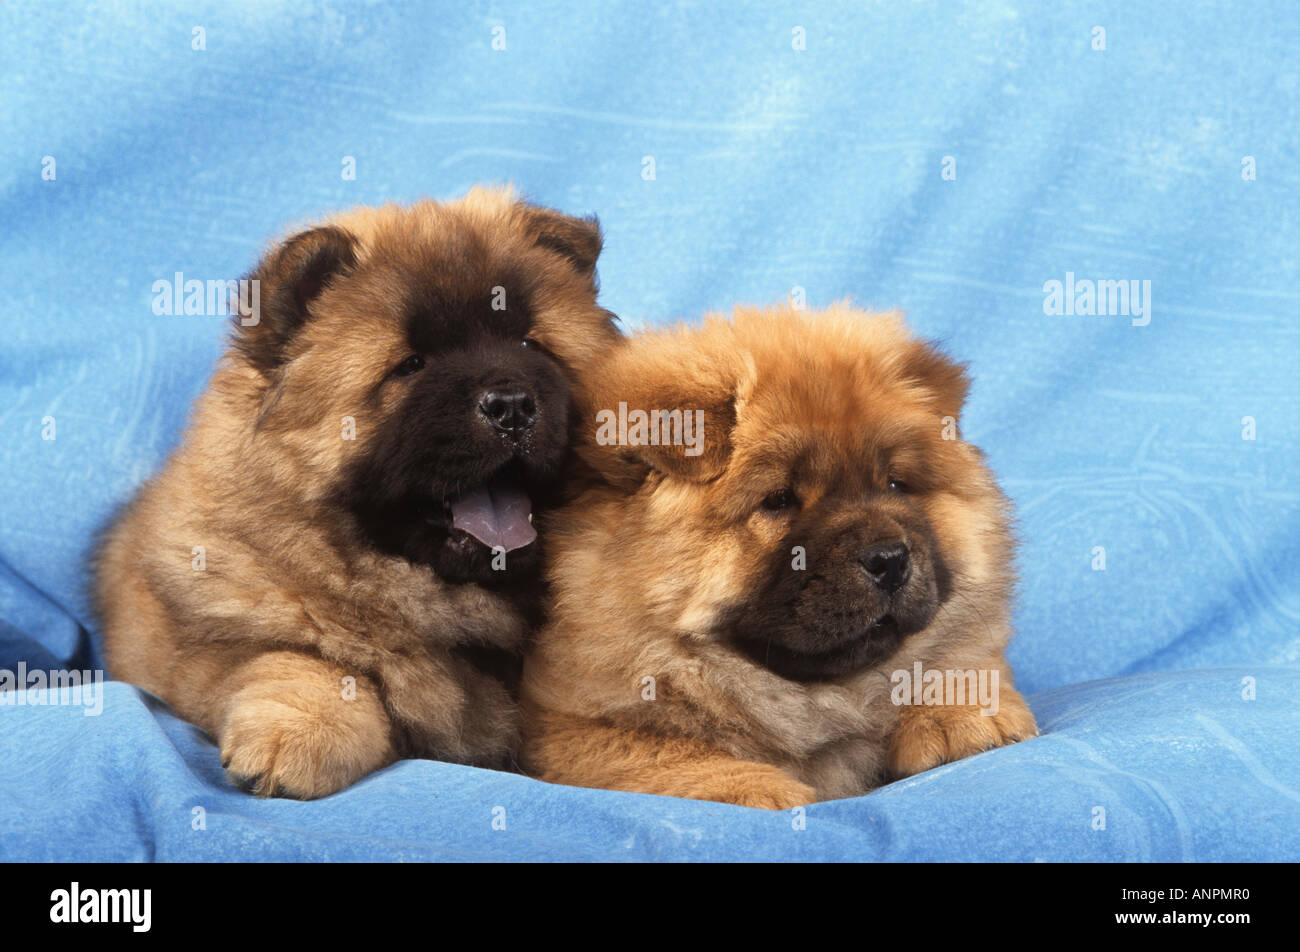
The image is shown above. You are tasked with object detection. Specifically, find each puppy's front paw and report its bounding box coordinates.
[694,765,818,810]
[219,658,394,799]
[888,690,1037,778]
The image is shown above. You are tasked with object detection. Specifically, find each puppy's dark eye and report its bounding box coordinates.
[888,478,908,493]
[761,489,798,512]
[393,354,425,377]
[521,337,548,354]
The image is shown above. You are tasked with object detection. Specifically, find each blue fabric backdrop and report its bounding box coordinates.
[1,1,1297,861]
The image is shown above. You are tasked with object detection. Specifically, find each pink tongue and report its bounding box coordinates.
[450,480,537,552]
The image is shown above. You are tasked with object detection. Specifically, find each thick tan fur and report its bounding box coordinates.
[96,186,617,799]
[521,303,1036,808]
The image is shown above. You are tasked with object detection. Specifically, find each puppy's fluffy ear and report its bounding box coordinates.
[577,326,742,490]
[235,225,358,376]
[899,337,970,421]
[519,204,602,279]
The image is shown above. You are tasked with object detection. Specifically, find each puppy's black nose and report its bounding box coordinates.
[861,541,910,593]
[479,389,538,436]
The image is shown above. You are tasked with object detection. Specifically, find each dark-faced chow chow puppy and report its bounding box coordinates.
[521,304,1037,808]
[96,187,619,798]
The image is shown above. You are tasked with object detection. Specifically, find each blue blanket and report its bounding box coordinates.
[2,1,1297,861]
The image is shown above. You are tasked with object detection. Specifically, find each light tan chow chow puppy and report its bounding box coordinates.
[96,187,619,799]
[522,303,1037,808]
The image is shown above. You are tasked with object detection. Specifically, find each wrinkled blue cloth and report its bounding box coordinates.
[1,1,1296,861]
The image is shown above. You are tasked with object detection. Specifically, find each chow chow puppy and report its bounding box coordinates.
[96,186,619,799]
[521,303,1037,808]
